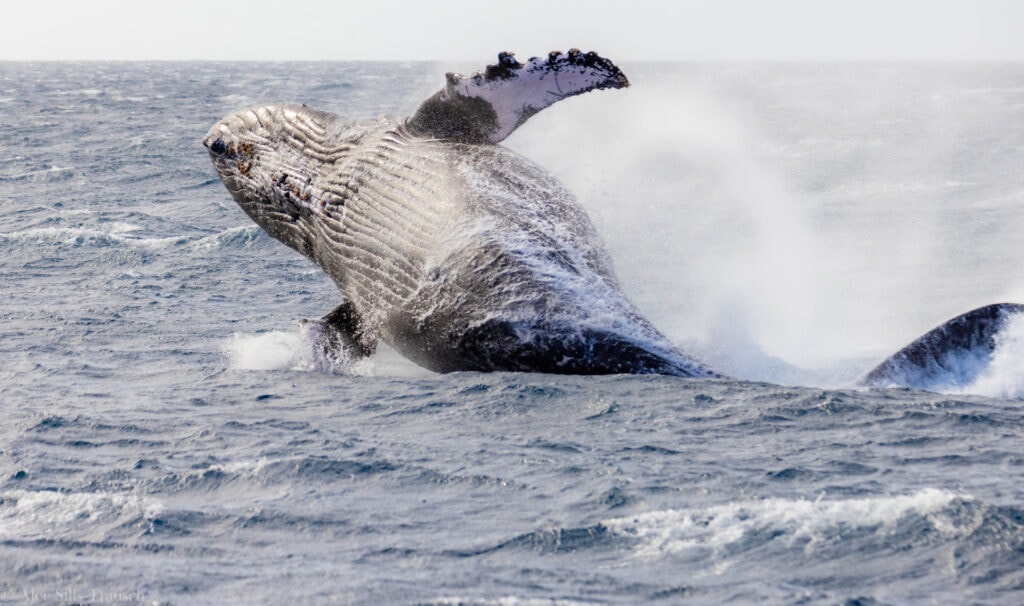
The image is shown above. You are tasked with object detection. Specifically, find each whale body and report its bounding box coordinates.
[205,50,719,377]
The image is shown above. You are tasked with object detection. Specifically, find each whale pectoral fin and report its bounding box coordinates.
[406,49,629,144]
[861,302,1024,390]
[299,301,377,364]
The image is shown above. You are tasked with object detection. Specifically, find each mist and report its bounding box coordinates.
[507,63,1024,387]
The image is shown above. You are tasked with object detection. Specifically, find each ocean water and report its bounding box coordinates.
[1,61,1024,604]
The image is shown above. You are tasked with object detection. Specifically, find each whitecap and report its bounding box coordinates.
[604,488,968,561]
[0,225,126,247]
[0,165,76,182]
[0,489,163,540]
[0,223,266,253]
[189,225,265,250]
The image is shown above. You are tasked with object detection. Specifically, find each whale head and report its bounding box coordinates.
[204,104,353,260]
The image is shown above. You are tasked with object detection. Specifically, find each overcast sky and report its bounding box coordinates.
[4,0,1024,62]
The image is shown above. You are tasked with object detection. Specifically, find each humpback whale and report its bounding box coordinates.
[205,50,1022,391]
[205,50,719,377]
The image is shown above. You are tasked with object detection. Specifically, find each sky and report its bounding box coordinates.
[3,0,1024,62]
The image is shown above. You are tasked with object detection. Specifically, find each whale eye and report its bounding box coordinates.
[209,138,227,155]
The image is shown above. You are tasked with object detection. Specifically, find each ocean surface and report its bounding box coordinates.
[2,61,1024,604]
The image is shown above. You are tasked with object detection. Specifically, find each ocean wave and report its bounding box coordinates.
[0,489,163,542]
[253,456,396,481]
[157,455,396,490]
[0,223,265,252]
[603,488,975,560]
[450,489,992,565]
[0,224,144,247]
[453,524,616,557]
[0,165,77,183]
[187,225,266,250]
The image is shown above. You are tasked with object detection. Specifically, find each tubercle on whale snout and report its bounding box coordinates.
[205,140,256,178]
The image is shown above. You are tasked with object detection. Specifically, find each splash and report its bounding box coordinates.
[223,331,313,372]
[963,313,1024,398]
[508,66,1024,390]
[509,81,826,379]
[221,330,429,377]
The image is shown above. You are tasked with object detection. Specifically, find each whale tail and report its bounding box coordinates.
[406,49,629,144]
[860,302,1024,390]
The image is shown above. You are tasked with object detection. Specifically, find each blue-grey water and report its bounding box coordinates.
[2,61,1024,604]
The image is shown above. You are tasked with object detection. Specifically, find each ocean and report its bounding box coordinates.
[1,60,1023,604]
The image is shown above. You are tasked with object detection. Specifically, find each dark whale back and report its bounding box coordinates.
[862,303,1024,389]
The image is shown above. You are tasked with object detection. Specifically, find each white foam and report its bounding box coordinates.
[189,225,264,250]
[1,223,134,244]
[505,68,1024,388]
[604,488,966,561]
[0,489,162,540]
[223,331,313,371]
[222,330,431,377]
[961,313,1024,398]
[0,223,269,254]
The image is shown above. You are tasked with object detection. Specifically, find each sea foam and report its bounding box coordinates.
[604,488,967,560]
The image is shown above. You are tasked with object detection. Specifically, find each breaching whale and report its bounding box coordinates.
[205,50,719,377]
[205,50,1023,391]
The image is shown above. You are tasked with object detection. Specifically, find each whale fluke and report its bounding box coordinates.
[861,303,1024,390]
[407,49,629,144]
